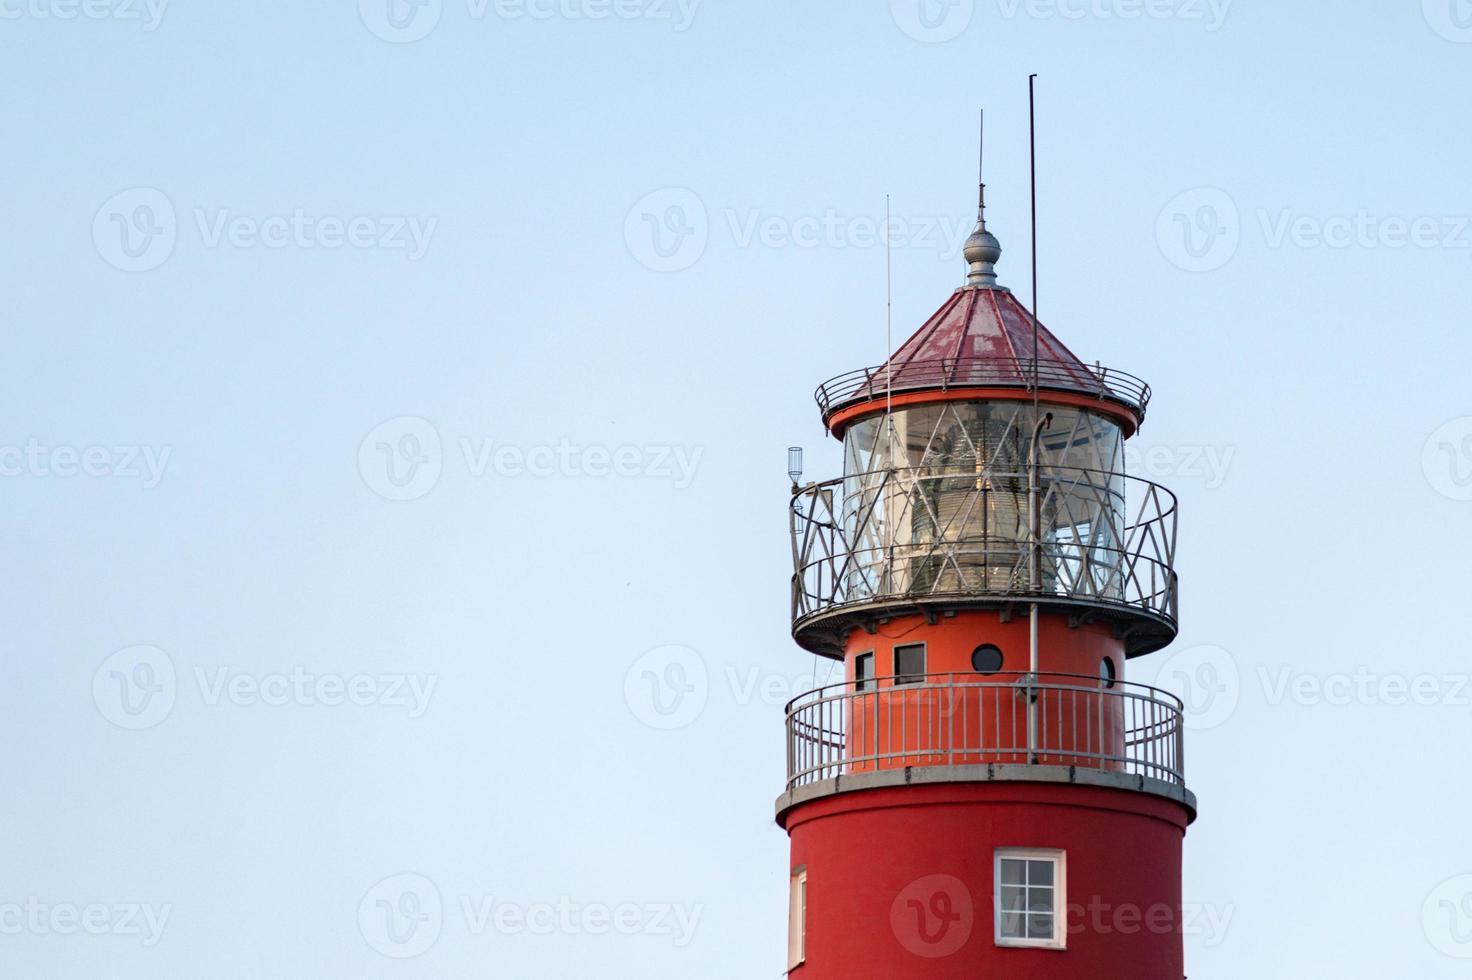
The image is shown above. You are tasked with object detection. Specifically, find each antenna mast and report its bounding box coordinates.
[978,108,985,215]
[885,193,893,418]
[1029,75,1040,413]
[1025,73,1048,760]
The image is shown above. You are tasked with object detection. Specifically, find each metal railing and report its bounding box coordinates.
[785,671,1185,792]
[790,465,1178,629]
[815,357,1151,421]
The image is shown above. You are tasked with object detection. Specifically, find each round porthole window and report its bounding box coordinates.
[971,644,1004,675]
[1101,656,1117,688]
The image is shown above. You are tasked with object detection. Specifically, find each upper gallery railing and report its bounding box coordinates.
[815,357,1151,421]
[790,465,1177,629]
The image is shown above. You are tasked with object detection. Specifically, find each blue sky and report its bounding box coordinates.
[3,2,1472,977]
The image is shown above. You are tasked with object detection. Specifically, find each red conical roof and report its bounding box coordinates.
[816,284,1149,431]
[861,286,1104,399]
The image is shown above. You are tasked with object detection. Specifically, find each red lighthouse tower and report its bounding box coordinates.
[778,170,1193,978]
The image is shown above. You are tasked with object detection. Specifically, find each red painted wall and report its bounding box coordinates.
[783,783,1188,980]
[843,611,1128,773]
[845,610,1125,682]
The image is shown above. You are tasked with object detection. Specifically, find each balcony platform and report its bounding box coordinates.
[779,672,1193,819]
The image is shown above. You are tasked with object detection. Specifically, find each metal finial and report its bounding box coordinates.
[964,109,1003,288]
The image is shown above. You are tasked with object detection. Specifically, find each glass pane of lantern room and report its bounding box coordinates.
[1037,409,1125,597]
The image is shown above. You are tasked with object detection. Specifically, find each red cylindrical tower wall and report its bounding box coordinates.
[842,611,1128,773]
[783,783,1188,979]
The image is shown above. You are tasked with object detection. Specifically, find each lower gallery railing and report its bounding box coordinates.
[784,672,1185,793]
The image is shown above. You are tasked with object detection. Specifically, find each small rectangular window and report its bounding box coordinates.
[854,652,874,692]
[995,849,1065,949]
[893,644,926,686]
[787,866,807,970]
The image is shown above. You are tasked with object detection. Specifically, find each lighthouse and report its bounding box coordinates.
[778,167,1193,978]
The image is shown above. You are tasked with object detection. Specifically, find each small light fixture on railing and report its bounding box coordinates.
[787,447,804,489]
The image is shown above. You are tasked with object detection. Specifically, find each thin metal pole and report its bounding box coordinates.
[1027,73,1042,762]
[1029,74,1040,411]
[978,107,985,213]
[885,193,893,418]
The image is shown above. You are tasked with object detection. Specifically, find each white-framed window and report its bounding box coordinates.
[787,866,807,970]
[994,848,1066,949]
